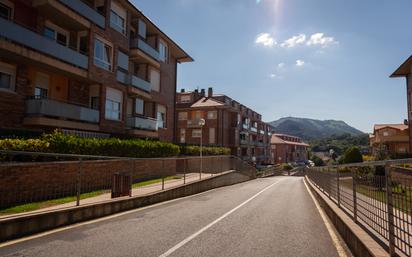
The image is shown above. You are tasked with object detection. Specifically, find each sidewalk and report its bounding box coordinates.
[0,172,216,219]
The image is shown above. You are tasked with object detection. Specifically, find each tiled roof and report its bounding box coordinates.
[374,124,408,131]
[270,135,309,147]
[191,97,225,108]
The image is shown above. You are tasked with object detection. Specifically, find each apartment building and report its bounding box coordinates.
[369,124,410,157]
[176,88,273,165]
[390,56,412,151]
[0,0,192,141]
[270,134,309,164]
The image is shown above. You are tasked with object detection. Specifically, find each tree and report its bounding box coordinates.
[311,155,325,166]
[341,146,363,164]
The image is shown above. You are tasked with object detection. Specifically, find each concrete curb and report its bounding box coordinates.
[0,171,252,243]
[305,176,389,257]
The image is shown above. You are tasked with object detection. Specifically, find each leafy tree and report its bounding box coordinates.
[341,147,363,164]
[311,155,325,166]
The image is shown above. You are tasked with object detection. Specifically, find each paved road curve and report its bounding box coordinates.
[0,177,343,257]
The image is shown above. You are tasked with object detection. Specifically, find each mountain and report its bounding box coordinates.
[268,117,364,141]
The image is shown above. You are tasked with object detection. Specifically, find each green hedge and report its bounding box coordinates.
[179,145,231,156]
[0,132,231,158]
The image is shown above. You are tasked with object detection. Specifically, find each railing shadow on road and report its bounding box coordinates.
[0,150,256,219]
[306,159,412,257]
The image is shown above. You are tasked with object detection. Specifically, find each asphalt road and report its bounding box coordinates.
[0,177,342,257]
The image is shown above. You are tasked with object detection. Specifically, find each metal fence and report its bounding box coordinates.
[306,160,412,257]
[0,151,256,219]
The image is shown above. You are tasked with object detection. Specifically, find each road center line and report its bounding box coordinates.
[158,178,283,257]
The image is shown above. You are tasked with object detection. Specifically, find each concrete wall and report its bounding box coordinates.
[0,170,252,243]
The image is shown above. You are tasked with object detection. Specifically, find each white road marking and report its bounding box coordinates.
[303,179,350,257]
[158,179,283,257]
[0,184,234,248]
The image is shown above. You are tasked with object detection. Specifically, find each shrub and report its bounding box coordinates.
[341,147,363,164]
[0,138,50,152]
[282,163,293,171]
[179,145,231,156]
[311,155,325,166]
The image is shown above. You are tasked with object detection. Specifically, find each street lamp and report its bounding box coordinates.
[199,118,206,180]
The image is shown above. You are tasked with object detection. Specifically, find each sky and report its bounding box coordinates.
[133,0,412,133]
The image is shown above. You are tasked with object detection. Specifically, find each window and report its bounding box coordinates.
[150,69,160,92]
[0,0,13,20]
[89,84,100,110]
[157,104,166,129]
[95,0,105,14]
[135,98,144,115]
[180,95,191,103]
[105,87,122,121]
[117,50,129,71]
[209,128,216,144]
[94,37,113,71]
[34,72,49,99]
[138,19,146,39]
[110,2,126,35]
[78,31,88,55]
[194,111,202,120]
[207,111,217,120]
[383,131,389,137]
[178,112,188,120]
[0,61,15,91]
[159,39,168,63]
[180,129,186,143]
[43,22,69,47]
[192,129,201,138]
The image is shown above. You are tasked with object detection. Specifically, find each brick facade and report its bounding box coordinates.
[0,0,192,141]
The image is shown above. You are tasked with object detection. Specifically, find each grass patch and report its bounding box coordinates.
[132,176,181,188]
[0,190,106,215]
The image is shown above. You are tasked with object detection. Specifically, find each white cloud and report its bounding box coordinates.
[255,33,276,47]
[306,33,338,47]
[280,34,306,48]
[269,73,277,78]
[296,59,305,66]
[277,62,285,69]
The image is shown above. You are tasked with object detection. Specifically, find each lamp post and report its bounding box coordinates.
[199,118,206,180]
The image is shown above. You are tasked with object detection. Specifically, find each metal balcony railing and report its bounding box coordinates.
[130,38,160,61]
[25,98,99,123]
[0,18,89,69]
[59,0,105,28]
[127,116,158,131]
[116,71,152,92]
[250,127,258,133]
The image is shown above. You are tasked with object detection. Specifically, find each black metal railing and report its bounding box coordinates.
[306,160,412,257]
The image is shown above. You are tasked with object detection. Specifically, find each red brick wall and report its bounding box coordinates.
[0,157,233,208]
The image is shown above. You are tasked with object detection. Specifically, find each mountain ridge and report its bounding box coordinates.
[268,117,365,141]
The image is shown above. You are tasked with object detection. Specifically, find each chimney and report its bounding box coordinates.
[194,89,199,94]
[208,87,213,97]
[404,119,408,125]
[180,89,185,93]
[200,88,205,97]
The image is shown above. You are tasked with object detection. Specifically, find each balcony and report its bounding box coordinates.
[127,116,158,131]
[59,0,105,28]
[131,75,151,92]
[187,119,202,128]
[259,130,265,135]
[242,124,249,130]
[0,18,88,69]
[116,71,152,92]
[25,98,99,123]
[240,139,249,145]
[250,127,258,133]
[130,38,160,61]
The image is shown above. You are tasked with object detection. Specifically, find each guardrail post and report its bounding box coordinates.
[385,164,396,256]
[337,168,341,208]
[183,158,186,185]
[129,160,134,197]
[76,158,82,206]
[352,168,357,222]
[162,160,165,190]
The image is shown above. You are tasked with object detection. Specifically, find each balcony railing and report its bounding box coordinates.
[59,0,105,28]
[130,38,160,61]
[0,18,88,69]
[250,127,258,133]
[116,71,152,92]
[131,75,151,92]
[242,123,249,130]
[127,116,158,131]
[240,139,249,145]
[259,130,265,135]
[25,98,99,123]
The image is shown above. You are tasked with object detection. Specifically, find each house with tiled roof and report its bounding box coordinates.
[270,134,309,164]
[369,123,410,156]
